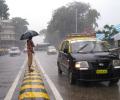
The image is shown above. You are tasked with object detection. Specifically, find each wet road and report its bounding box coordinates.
[0,51,120,100]
[36,51,120,100]
[0,53,25,100]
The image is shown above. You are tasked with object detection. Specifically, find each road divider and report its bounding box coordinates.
[19,61,50,100]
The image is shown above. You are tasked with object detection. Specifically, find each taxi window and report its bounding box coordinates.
[65,41,69,50]
[71,41,109,53]
[61,41,69,52]
[61,41,66,51]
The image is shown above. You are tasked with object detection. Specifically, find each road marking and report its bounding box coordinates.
[23,79,42,83]
[35,55,63,100]
[4,58,27,100]
[24,73,40,76]
[23,77,42,81]
[20,84,45,90]
[19,88,47,95]
[23,75,41,79]
[19,92,50,100]
[21,82,44,87]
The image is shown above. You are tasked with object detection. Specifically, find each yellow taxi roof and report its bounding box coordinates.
[66,37,96,42]
[64,33,96,42]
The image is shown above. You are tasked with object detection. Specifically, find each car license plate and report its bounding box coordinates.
[96,69,108,74]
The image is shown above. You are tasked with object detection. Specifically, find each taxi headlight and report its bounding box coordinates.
[75,61,89,69]
[113,60,120,68]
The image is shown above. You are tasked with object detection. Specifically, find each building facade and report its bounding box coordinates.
[0,19,16,49]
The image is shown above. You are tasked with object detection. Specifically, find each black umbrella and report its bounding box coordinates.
[20,30,39,40]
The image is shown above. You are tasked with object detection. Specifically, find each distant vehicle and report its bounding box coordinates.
[57,34,120,85]
[35,43,51,51]
[9,47,21,56]
[47,46,57,55]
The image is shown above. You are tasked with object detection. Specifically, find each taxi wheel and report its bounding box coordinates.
[58,67,62,75]
[69,72,76,85]
[57,63,62,75]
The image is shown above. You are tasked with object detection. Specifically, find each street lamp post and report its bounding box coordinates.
[75,8,78,33]
[0,20,1,48]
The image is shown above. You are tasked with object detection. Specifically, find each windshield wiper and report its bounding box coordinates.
[90,51,108,53]
[76,51,90,54]
[77,44,89,52]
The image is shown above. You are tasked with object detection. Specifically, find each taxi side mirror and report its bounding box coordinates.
[63,48,69,53]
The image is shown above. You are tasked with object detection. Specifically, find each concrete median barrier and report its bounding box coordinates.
[19,63,50,100]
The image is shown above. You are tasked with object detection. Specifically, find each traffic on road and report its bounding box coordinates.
[0,1,120,100]
[0,44,120,100]
[36,51,120,100]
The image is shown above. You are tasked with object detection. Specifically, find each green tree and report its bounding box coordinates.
[46,1,100,45]
[0,0,9,20]
[97,24,119,41]
[11,17,29,40]
[0,0,9,32]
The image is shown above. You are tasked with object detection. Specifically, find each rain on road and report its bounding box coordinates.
[0,53,25,100]
[0,51,120,100]
[36,51,120,100]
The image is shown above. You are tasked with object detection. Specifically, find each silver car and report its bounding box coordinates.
[9,47,21,56]
[47,46,57,55]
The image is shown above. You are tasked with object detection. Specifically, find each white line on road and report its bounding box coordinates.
[4,58,27,100]
[35,55,63,100]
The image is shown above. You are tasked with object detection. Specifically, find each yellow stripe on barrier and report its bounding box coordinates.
[24,74,41,77]
[19,92,50,100]
[23,79,42,83]
[19,59,50,100]
[24,76,41,79]
[25,71,39,73]
[25,72,39,75]
[20,85,45,91]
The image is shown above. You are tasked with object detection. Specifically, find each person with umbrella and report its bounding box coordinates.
[20,30,39,72]
[27,36,35,72]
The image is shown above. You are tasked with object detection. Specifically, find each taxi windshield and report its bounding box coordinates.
[71,41,109,53]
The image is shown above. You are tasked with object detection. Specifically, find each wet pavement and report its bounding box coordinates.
[0,53,25,100]
[36,51,120,100]
[1,51,120,100]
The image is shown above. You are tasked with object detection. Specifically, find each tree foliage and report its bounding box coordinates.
[45,1,100,45]
[0,0,9,20]
[97,24,119,41]
[0,0,9,32]
[11,17,29,39]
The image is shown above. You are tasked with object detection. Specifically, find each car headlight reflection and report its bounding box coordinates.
[113,60,120,68]
[75,61,89,70]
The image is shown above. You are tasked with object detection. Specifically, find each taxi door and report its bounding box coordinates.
[59,41,70,74]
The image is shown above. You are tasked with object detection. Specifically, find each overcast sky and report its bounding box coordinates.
[6,0,120,43]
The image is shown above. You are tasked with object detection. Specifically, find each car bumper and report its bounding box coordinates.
[10,53,20,56]
[73,68,120,81]
[47,52,57,54]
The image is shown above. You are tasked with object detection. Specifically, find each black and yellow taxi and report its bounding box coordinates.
[57,34,120,85]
